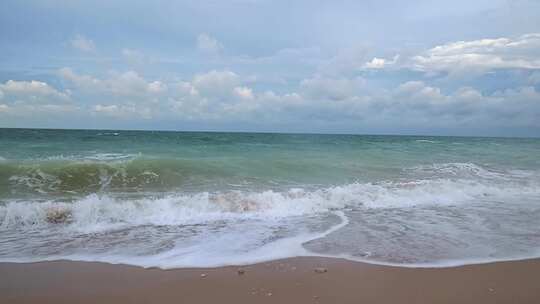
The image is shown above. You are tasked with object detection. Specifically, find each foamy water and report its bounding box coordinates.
[1,129,539,268]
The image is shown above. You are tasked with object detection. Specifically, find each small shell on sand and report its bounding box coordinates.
[200,273,207,278]
[314,267,327,274]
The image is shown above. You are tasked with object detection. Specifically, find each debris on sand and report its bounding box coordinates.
[314,267,327,274]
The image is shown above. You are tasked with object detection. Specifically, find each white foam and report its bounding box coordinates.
[4,244,540,270]
[2,164,540,269]
[303,250,540,269]
[0,211,350,269]
[118,212,349,269]
[8,169,61,194]
[84,153,138,162]
[39,153,139,162]
[1,176,538,232]
[3,207,540,269]
[97,132,120,136]
[408,162,510,180]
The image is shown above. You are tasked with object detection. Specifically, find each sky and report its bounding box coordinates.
[0,0,540,136]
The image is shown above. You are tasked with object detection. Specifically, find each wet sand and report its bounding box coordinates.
[1,257,539,303]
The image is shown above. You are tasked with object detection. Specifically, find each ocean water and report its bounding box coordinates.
[1,128,539,268]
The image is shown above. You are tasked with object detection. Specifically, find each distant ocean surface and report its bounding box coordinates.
[1,128,539,268]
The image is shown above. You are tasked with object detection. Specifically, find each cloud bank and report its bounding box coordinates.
[0,1,539,136]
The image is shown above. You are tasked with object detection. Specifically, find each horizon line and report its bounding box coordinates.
[0,127,538,139]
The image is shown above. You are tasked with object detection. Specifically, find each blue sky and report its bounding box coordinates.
[1,0,540,136]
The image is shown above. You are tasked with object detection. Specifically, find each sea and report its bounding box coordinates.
[1,128,539,268]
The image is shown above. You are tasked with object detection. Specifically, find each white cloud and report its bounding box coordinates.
[94,104,118,113]
[197,33,224,54]
[0,80,71,102]
[16,65,538,134]
[93,104,153,120]
[59,68,167,97]
[0,80,80,121]
[148,81,166,94]
[0,80,76,120]
[396,81,444,99]
[385,81,540,127]
[260,91,304,105]
[364,55,400,69]
[318,46,369,75]
[192,70,240,96]
[121,48,149,64]
[174,81,199,97]
[58,67,102,90]
[58,68,259,122]
[300,76,365,101]
[412,33,540,72]
[233,86,254,100]
[70,34,96,52]
[108,71,155,96]
[454,87,483,100]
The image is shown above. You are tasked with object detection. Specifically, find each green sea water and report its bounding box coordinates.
[1,128,539,198]
[1,128,539,268]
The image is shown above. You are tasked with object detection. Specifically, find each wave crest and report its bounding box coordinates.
[0,161,529,197]
[1,157,191,195]
[2,176,537,232]
[407,162,509,179]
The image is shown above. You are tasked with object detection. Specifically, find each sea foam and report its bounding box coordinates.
[1,161,539,269]
[1,174,538,232]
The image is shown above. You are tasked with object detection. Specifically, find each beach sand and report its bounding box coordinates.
[1,257,540,303]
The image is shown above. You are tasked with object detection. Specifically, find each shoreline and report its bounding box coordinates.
[2,257,540,303]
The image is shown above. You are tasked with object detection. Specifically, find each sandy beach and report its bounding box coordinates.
[1,257,540,303]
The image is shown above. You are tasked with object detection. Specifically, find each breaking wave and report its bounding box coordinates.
[1,158,534,197]
[1,160,539,268]
[2,174,538,232]
[0,155,231,195]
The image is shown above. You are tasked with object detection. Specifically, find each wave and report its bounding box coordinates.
[1,165,539,269]
[96,132,120,136]
[0,211,350,269]
[2,176,538,233]
[1,159,534,196]
[406,162,513,180]
[0,155,223,195]
[39,153,138,162]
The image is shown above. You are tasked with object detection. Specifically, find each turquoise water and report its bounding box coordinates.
[1,129,540,267]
